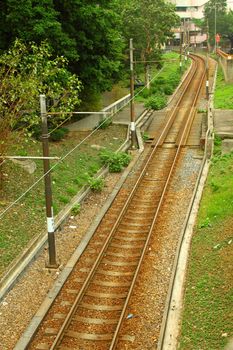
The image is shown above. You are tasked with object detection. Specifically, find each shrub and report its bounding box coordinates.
[49,128,69,142]
[88,177,104,191]
[144,93,167,110]
[141,88,151,99]
[71,203,81,215]
[163,84,174,95]
[100,150,131,173]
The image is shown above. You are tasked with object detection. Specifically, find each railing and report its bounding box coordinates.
[102,93,131,117]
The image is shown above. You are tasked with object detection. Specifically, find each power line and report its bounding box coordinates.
[0,62,170,220]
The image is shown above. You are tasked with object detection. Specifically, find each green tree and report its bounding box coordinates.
[53,1,125,93]
[0,1,125,97]
[0,39,81,155]
[0,0,77,60]
[120,0,180,84]
[204,0,227,46]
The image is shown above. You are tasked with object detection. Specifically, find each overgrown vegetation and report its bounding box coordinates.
[0,125,127,275]
[0,40,81,165]
[179,146,233,349]
[214,65,233,109]
[135,52,190,110]
[100,150,131,173]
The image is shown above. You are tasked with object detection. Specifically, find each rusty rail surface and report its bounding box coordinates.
[27,54,206,350]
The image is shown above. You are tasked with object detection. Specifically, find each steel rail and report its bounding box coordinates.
[109,54,207,350]
[151,55,198,147]
[176,54,206,146]
[47,56,199,350]
[33,54,206,350]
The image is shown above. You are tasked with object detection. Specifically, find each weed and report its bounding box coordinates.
[198,217,211,228]
[210,180,220,192]
[144,93,167,110]
[142,132,150,142]
[16,149,28,156]
[66,187,77,196]
[71,203,81,216]
[88,177,104,191]
[58,195,70,204]
[100,150,131,173]
[49,127,69,142]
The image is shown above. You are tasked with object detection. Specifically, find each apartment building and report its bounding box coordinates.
[170,0,208,45]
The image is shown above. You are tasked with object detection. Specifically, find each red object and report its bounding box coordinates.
[216,34,221,43]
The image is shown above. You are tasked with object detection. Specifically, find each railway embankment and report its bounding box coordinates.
[177,59,233,350]
[0,52,189,349]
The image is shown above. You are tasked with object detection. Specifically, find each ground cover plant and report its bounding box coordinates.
[0,125,127,275]
[135,52,191,110]
[179,147,233,349]
[214,65,233,109]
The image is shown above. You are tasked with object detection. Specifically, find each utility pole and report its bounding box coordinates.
[206,20,210,99]
[180,24,183,72]
[214,0,217,53]
[130,38,137,149]
[40,94,58,268]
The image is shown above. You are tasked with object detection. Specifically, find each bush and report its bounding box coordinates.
[71,203,81,215]
[163,84,174,95]
[100,150,131,173]
[88,177,104,191]
[49,128,69,142]
[144,93,167,110]
[141,88,151,99]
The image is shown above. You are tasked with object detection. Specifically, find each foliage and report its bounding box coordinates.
[49,128,69,142]
[0,1,125,95]
[100,150,131,172]
[119,0,180,84]
[0,124,125,274]
[203,0,233,48]
[142,132,150,142]
[144,93,167,110]
[88,177,105,192]
[71,203,81,216]
[214,65,233,109]
[179,147,233,350]
[0,39,81,152]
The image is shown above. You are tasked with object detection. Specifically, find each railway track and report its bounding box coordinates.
[27,54,206,350]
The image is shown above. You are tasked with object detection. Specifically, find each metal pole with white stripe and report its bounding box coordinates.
[130,38,137,149]
[40,94,58,268]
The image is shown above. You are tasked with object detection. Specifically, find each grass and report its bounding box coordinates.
[214,65,233,109]
[0,125,127,275]
[135,52,191,107]
[179,147,233,349]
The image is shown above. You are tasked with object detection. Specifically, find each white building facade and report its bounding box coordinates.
[170,0,208,45]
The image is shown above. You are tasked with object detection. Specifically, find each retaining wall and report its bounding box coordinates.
[217,49,233,82]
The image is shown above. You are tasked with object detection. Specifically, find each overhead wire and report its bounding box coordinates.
[0,63,167,219]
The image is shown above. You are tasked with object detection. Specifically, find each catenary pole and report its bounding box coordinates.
[206,20,210,99]
[40,95,58,268]
[130,38,137,149]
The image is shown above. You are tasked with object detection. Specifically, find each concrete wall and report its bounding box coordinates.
[218,50,233,82]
